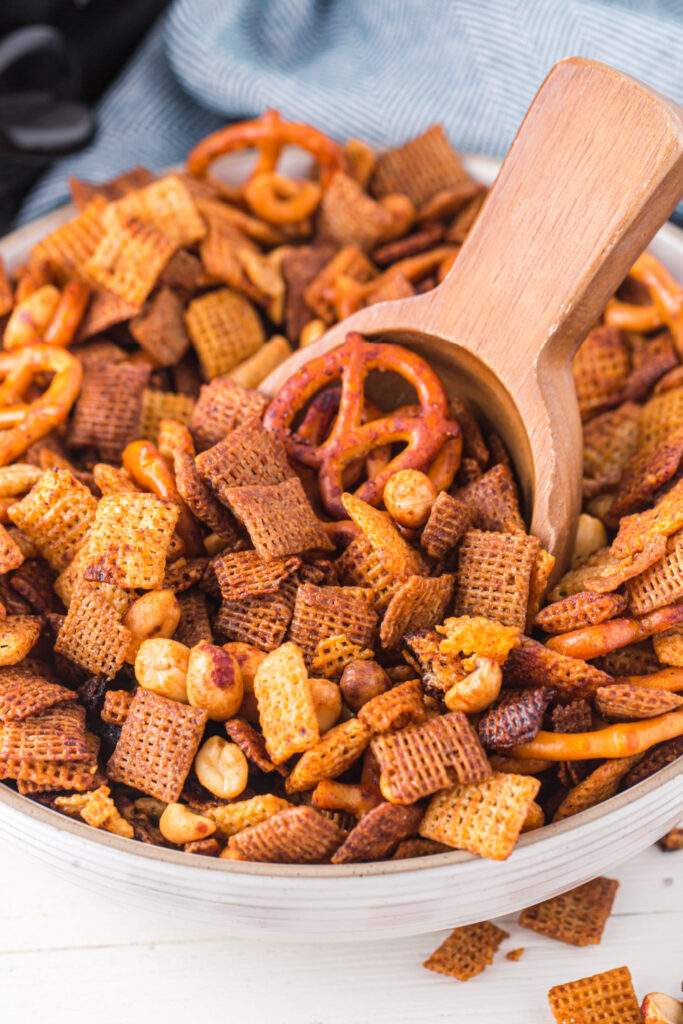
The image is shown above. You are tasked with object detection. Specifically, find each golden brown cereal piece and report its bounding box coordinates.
[572,326,630,421]
[423,921,509,982]
[318,171,395,251]
[438,615,520,667]
[185,288,265,380]
[212,549,301,601]
[627,532,683,614]
[213,593,292,652]
[56,784,134,839]
[76,288,141,341]
[0,664,75,721]
[289,583,378,665]
[613,477,683,556]
[228,805,345,863]
[379,573,453,650]
[0,702,88,766]
[32,197,106,282]
[138,390,194,444]
[599,640,661,677]
[101,689,134,725]
[83,492,179,590]
[658,827,683,850]
[0,616,41,666]
[69,166,155,208]
[55,580,131,678]
[625,332,678,400]
[208,794,292,837]
[552,699,593,733]
[454,530,540,629]
[403,629,468,696]
[549,536,667,601]
[163,557,209,594]
[16,747,100,794]
[253,642,319,764]
[654,624,683,666]
[174,590,213,647]
[0,524,24,575]
[535,591,628,634]
[331,802,424,863]
[105,174,205,248]
[595,684,683,720]
[335,534,405,610]
[372,711,490,804]
[199,219,260,297]
[68,360,152,461]
[173,451,241,544]
[371,125,469,206]
[505,637,611,697]
[0,464,42,498]
[286,717,370,793]
[107,687,207,802]
[553,755,642,822]
[158,419,195,462]
[582,402,640,496]
[183,838,221,856]
[526,547,557,629]
[456,464,525,534]
[391,837,450,859]
[358,679,426,734]
[547,966,641,1024]
[188,375,269,451]
[227,478,333,560]
[478,688,553,750]
[196,416,293,501]
[623,736,683,788]
[310,634,374,681]
[521,800,545,832]
[224,718,283,775]
[342,492,425,581]
[85,217,174,306]
[519,876,619,946]
[8,469,97,572]
[130,287,190,366]
[420,489,472,560]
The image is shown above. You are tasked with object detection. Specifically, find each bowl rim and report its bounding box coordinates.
[0,152,681,880]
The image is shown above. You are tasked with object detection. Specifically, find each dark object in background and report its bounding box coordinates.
[0,0,170,232]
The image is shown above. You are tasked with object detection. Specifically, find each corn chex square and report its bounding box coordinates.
[185,287,265,379]
[85,216,175,306]
[423,921,509,981]
[8,469,97,572]
[547,966,641,1024]
[82,492,179,590]
[519,876,619,946]
[226,478,333,560]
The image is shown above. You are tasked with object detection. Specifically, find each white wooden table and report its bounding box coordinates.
[1,840,680,1022]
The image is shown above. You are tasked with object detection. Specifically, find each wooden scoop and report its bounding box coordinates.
[262,58,683,573]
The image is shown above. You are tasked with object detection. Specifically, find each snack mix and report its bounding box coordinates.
[0,111,680,894]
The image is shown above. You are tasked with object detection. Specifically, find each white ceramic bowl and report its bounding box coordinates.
[0,154,681,942]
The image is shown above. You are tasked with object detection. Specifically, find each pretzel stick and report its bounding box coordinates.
[512,708,683,760]
[604,298,662,332]
[43,281,90,346]
[613,668,683,692]
[122,440,204,556]
[545,604,683,659]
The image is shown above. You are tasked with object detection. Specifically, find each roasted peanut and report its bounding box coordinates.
[572,512,608,567]
[308,677,342,732]
[383,469,437,528]
[340,659,390,712]
[124,589,181,662]
[135,638,190,702]
[159,802,216,845]
[186,641,243,720]
[299,318,326,348]
[194,736,249,800]
[444,657,502,713]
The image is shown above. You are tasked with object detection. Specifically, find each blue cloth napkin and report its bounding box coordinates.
[19,0,683,223]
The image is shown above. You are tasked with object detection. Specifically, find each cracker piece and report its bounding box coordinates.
[437,615,520,667]
[102,689,134,725]
[456,464,525,533]
[32,197,107,282]
[582,402,640,496]
[185,288,264,380]
[138,389,194,443]
[173,451,241,543]
[208,794,292,837]
[342,492,424,580]
[478,688,553,750]
[423,921,509,981]
[547,966,641,1024]
[196,416,293,501]
[553,755,642,822]
[420,772,541,859]
[0,616,41,666]
[188,375,268,451]
[68,360,152,461]
[454,529,540,628]
[253,642,319,764]
[213,593,292,651]
[358,679,426,734]
[549,537,666,600]
[0,703,88,766]
[227,478,333,559]
[372,711,491,804]
[627,531,683,614]
[504,637,611,697]
[55,784,134,838]
[107,688,207,802]
[318,172,393,251]
[331,802,424,863]
[83,492,179,590]
[130,287,190,366]
[595,684,683,719]
[613,477,683,556]
[420,490,472,560]
[310,634,374,681]
[228,805,345,863]
[286,718,371,793]
[0,664,75,722]
[55,580,131,678]
[572,327,630,420]
[174,590,213,647]
[104,174,205,248]
[623,736,683,787]
[289,584,377,665]
[85,217,174,306]
[224,718,283,774]
[212,549,301,602]
[551,699,593,733]
[519,876,619,946]
[379,573,453,650]
[536,592,628,634]
[8,469,97,572]
[371,125,469,205]
[92,464,139,496]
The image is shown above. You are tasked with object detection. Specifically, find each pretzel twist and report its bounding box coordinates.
[605,251,683,351]
[264,332,461,516]
[244,172,321,225]
[0,344,82,465]
[512,708,683,761]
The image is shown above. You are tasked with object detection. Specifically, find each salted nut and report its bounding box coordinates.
[641,993,683,1024]
[186,641,243,721]
[124,589,181,663]
[135,638,190,703]
[444,657,503,714]
[340,659,390,712]
[159,803,216,845]
[307,677,342,732]
[194,736,249,800]
[571,512,607,567]
[383,468,437,528]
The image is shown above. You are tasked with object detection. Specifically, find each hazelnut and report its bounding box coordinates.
[340,659,390,712]
[186,641,243,721]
